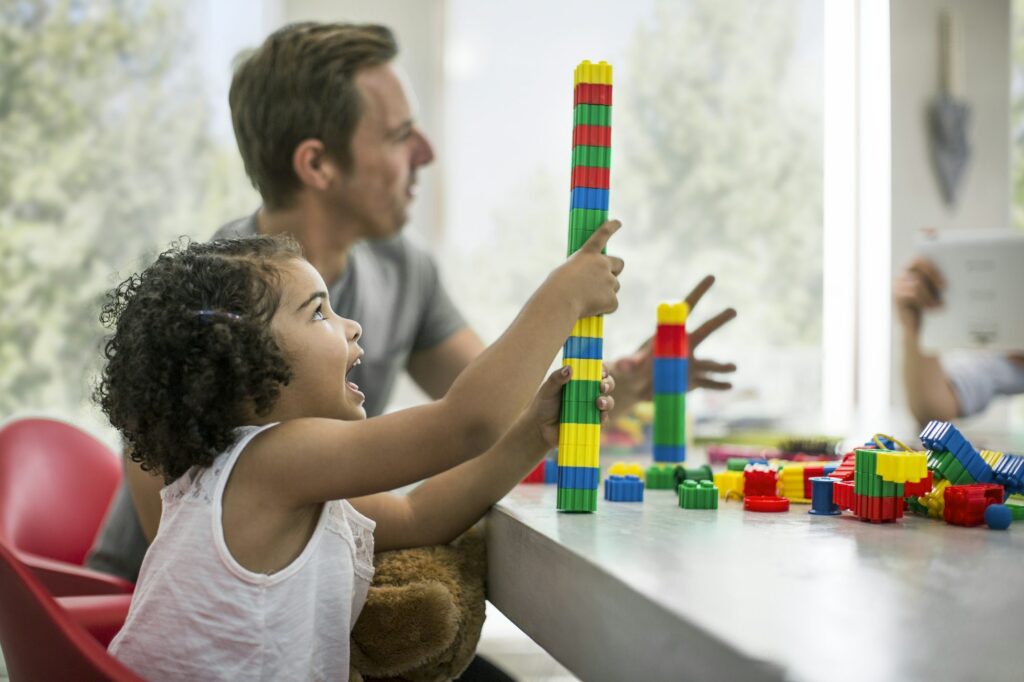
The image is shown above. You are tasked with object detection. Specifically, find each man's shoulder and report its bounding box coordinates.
[355,233,438,273]
[210,213,258,241]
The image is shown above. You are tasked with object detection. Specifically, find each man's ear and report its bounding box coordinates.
[292,139,337,191]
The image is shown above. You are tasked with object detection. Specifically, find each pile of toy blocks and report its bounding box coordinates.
[912,421,993,517]
[828,445,931,523]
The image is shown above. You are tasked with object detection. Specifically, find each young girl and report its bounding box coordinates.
[99,221,623,680]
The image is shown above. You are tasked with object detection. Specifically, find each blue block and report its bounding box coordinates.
[570,187,610,211]
[604,475,644,502]
[543,459,558,484]
[558,465,600,490]
[823,464,838,475]
[563,335,603,360]
[653,358,688,393]
[653,444,686,462]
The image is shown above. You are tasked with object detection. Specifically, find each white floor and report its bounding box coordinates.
[476,603,578,681]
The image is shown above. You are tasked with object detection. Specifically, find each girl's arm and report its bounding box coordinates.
[246,221,623,507]
[351,367,615,550]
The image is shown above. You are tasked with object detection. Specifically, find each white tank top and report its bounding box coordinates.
[109,423,375,681]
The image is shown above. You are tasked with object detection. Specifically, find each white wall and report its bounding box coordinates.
[888,0,1012,428]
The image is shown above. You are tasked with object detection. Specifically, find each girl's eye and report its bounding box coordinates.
[312,304,326,322]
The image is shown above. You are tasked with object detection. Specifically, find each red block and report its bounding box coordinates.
[521,460,546,484]
[834,480,854,510]
[744,469,778,497]
[803,465,825,499]
[573,124,611,148]
[653,324,688,358]
[828,451,857,482]
[943,483,1004,527]
[851,492,903,523]
[571,165,611,190]
[903,471,933,498]
[574,83,613,106]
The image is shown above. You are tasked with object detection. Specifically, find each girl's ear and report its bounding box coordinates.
[292,139,338,191]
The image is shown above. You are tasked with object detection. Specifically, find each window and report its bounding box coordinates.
[441,0,824,434]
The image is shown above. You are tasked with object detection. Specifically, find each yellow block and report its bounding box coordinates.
[980,450,1004,468]
[714,470,744,499]
[574,60,613,86]
[557,423,601,469]
[563,357,603,382]
[919,479,951,518]
[656,301,690,325]
[571,316,604,338]
[876,451,928,483]
[607,462,644,478]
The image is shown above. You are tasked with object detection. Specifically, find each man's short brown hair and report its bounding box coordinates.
[229,22,398,209]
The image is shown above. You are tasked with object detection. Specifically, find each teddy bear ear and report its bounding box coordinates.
[351,580,459,677]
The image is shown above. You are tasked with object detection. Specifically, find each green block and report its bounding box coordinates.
[927,449,945,477]
[854,449,877,495]
[572,144,611,169]
[907,497,929,516]
[878,479,904,498]
[573,103,612,127]
[727,458,748,472]
[1006,502,1024,521]
[943,457,970,485]
[559,397,602,425]
[653,393,685,445]
[563,380,602,403]
[557,487,597,512]
[569,208,607,232]
[678,480,719,509]
[645,464,676,490]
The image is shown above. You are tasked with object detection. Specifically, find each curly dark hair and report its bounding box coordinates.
[95,235,303,482]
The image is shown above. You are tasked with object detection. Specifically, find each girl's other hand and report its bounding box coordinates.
[530,364,616,449]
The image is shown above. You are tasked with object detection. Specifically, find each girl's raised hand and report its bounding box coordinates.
[549,220,624,318]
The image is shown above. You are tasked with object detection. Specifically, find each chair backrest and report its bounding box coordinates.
[0,418,122,565]
[0,539,142,681]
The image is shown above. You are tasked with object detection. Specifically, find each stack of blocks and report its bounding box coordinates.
[842,448,930,523]
[558,59,613,512]
[653,301,689,462]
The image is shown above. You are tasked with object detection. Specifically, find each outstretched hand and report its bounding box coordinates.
[608,275,737,417]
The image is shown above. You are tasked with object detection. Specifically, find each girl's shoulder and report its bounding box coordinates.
[161,424,276,506]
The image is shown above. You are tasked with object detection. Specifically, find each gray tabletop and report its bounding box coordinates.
[486,457,1023,682]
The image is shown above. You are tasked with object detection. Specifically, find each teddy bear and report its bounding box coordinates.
[350,528,487,682]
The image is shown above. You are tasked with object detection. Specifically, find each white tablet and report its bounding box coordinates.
[917,229,1024,351]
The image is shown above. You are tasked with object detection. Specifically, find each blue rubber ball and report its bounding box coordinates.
[984,504,1012,531]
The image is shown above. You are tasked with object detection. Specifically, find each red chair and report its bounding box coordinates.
[0,539,140,681]
[0,417,133,596]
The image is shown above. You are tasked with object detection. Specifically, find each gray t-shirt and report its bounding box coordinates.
[942,352,1024,418]
[86,213,467,581]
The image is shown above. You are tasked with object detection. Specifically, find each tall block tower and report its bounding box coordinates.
[558,60,613,512]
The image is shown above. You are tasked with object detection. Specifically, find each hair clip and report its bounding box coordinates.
[195,309,243,322]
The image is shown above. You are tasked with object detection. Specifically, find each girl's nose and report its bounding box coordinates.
[348,320,362,342]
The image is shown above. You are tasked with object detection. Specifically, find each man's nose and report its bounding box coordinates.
[413,129,435,166]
